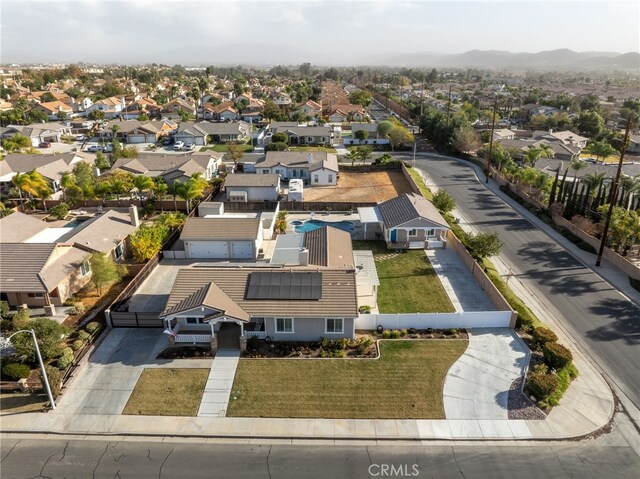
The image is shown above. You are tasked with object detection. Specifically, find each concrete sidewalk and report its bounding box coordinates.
[198,350,240,418]
[444,329,529,420]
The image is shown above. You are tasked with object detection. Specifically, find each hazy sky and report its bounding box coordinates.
[1,0,639,65]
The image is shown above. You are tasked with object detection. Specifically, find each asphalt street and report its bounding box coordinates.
[410,154,640,409]
[1,437,639,479]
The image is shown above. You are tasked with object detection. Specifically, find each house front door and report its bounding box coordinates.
[390,230,397,242]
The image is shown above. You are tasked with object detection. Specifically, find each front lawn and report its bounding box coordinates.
[122,368,209,416]
[287,146,337,153]
[352,241,455,313]
[201,144,254,153]
[0,393,47,414]
[227,340,467,419]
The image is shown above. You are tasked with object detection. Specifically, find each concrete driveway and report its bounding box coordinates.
[127,260,191,312]
[443,328,529,420]
[54,329,167,415]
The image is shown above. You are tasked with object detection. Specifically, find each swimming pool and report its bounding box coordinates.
[294,219,355,233]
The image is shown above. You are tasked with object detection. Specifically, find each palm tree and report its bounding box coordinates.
[177,173,209,214]
[168,180,180,212]
[347,149,360,167]
[111,124,120,142]
[584,140,619,164]
[60,171,75,202]
[583,172,607,212]
[13,170,51,211]
[11,172,29,210]
[133,175,154,201]
[569,158,588,177]
[524,144,554,167]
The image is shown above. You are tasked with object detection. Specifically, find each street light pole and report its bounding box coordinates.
[7,329,56,409]
[596,116,632,267]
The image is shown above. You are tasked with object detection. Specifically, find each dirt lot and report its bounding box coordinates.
[303,171,413,202]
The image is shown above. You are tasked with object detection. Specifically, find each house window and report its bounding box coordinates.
[114,243,124,260]
[262,169,270,174]
[186,317,203,325]
[314,174,319,183]
[80,261,90,276]
[428,229,435,236]
[27,292,45,298]
[275,318,294,333]
[408,229,418,237]
[328,174,333,183]
[326,318,343,334]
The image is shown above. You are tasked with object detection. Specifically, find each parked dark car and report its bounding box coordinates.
[39,142,52,148]
[163,137,175,146]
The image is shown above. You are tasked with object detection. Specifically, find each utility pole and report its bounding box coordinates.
[485,94,499,184]
[419,73,425,134]
[596,116,632,267]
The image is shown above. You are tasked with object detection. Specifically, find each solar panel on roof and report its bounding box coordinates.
[246,272,322,300]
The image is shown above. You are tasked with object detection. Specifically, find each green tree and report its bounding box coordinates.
[432,189,456,214]
[451,125,480,153]
[226,144,245,163]
[468,232,503,259]
[129,224,169,261]
[357,145,373,164]
[40,92,56,103]
[387,124,414,150]
[49,202,69,220]
[584,140,619,164]
[133,175,155,200]
[176,173,208,214]
[11,317,70,363]
[87,110,105,121]
[2,133,32,152]
[354,129,369,142]
[576,111,604,137]
[524,144,554,167]
[347,148,361,167]
[271,132,288,143]
[94,151,110,171]
[89,252,127,295]
[348,90,373,107]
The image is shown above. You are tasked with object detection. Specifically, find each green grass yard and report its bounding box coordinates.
[0,393,47,414]
[287,146,337,153]
[200,144,254,153]
[227,340,467,419]
[352,241,455,313]
[122,368,209,416]
[405,166,433,200]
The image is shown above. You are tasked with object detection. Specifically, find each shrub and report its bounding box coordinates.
[400,329,408,337]
[57,347,74,369]
[0,300,9,319]
[547,364,579,406]
[247,336,259,350]
[358,305,371,314]
[85,322,100,334]
[543,342,573,370]
[382,330,392,339]
[531,327,558,349]
[389,329,402,339]
[71,339,85,351]
[69,302,86,315]
[11,317,69,362]
[2,362,31,380]
[77,330,91,342]
[49,203,69,220]
[356,337,373,354]
[11,308,31,331]
[42,365,62,398]
[527,365,559,401]
[265,141,288,151]
[432,189,456,214]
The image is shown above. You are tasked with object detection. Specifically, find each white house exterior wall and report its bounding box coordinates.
[310,167,337,186]
[226,185,278,201]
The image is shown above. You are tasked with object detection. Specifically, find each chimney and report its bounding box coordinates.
[307,153,313,165]
[129,205,140,227]
[299,248,309,266]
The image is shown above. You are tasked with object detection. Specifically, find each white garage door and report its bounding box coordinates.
[231,241,253,259]
[128,135,145,144]
[187,241,229,259]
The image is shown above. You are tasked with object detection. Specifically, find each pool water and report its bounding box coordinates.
[294,219,355,233]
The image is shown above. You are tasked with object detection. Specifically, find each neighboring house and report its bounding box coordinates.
[101,119,176,143]
[224,173,281,202]
[159,266,358,345]
[1,122,73,146]
[255,151,339,186]
[629,135,640,154]
[174,121,250,145]
[111,152,223,185]
[0,152,86,198]
[161,98,196,116]
[284,126,332,145]
[300,100,322,117]
[203,101,239,121]
[493,129,516,141]
[271,92,292,105]
[84,97,125,119]
[0,243,92,309]
[358,193,450,249]
[534,129,589,149]
[180,217,264,259]
[327,104,366,123]
[498,138,580,162]
[31,101,75,120]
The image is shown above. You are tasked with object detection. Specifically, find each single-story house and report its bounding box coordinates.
[159,265,358,347]
[111,152,223,185]
[224,173,281,202]
[31,101,75,120]
[493,129,516,141]
[101,119,176,143]
[180,217,264,259]
[174,121,250,145]
[358,193,449,249]
[300,100,323,117]
[203,102,239,121]
[0,242,92,309]
[1,122,73,146]
[285,126,332,145]
[254,151,339,186]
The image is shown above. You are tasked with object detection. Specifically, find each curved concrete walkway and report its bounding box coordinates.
[443,329,529,420]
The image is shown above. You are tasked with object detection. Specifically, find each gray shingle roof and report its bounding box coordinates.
[378,193,449,229]
[161,281,249,321]
[256,151,339,172]
[180,217,261,241]
[0,212,49,243]
[304,226,354,269]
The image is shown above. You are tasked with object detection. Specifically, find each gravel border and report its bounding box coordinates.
[508,377,547,420]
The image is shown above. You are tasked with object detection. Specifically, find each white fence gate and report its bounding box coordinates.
[355,311,512,330]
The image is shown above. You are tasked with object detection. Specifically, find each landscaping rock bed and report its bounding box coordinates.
[243,337,377,359]
[508,377,547,420]
[369,328,469,340]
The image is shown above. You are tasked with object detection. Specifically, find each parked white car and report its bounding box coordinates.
[87,145,103,152]
[75,135,85,142]
[174,141,185,150]
[185,143,196,151]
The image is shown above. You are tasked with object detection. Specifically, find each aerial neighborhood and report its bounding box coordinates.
[0,56,638,458]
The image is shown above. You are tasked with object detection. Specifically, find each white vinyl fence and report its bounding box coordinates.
[355,311,512,330]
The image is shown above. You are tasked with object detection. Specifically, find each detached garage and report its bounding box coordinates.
[181,217,263,260]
